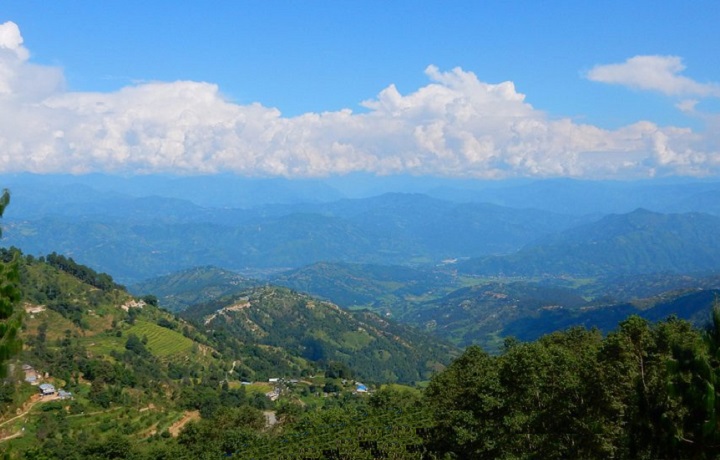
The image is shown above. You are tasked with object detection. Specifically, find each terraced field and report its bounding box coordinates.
[126,320,194,357]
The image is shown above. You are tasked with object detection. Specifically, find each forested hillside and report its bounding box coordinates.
[424,312,720,459]
[4,256,720,459]
[129,266,258,312]
[181,285,456,384]
[0,249,456,458]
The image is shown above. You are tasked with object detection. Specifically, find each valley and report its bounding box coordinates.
[3,175,720,458]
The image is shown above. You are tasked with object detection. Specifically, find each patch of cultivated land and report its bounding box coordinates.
[126,320,194,357]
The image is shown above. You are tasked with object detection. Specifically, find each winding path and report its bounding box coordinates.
[0,394,45,442]
[168,410,200,437]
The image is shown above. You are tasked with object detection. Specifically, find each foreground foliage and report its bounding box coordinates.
[425,313,720,459]
[0,190,21,379]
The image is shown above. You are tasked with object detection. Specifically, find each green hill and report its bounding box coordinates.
[402,281,588,350]
[4,247,720,459]
[406,276,720,350]
[269,261,461,315]
[0,249,459,457]
[182,285,457,384]
[128,266,257,312]
[1,249,328,444]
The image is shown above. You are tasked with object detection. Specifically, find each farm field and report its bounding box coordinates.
[126,321,194,358]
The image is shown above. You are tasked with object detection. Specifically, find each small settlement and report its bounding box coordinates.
[22,364,73,400]
[263,376,372,401]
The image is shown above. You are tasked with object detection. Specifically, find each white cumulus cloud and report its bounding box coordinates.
[586,55,720,98]
[0,21,29,60]
[0,22,718,179]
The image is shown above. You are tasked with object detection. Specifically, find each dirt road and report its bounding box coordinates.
[168,410,200,437]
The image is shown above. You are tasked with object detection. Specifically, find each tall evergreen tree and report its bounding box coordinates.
[0,189,21,378]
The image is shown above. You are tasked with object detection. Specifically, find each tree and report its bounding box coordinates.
[141,294,158,307]
[0,189,21,378]
[425,329,633,459]
[497,329,615,459]
[424,345,504,459]
[657,310,720,457]
[124,333,148,356]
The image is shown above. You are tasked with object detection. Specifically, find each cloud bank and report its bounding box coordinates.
[587,55,720,98]
[0,22,718,179]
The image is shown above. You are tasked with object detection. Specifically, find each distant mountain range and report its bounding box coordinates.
[458,208,720,277]
[10,198,720,285]
[7,173,720,353]
[5,172,720,214]
[4,179,590,283]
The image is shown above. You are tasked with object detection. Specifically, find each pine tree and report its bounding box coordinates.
[0,189,21,378]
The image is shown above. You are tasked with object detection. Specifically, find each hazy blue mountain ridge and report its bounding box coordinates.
[5,173,720,213]
[5,174,720,287]
[459,209,720,277]
[3,187,583,283]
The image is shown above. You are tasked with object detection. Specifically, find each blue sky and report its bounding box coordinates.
[0,1,718,179]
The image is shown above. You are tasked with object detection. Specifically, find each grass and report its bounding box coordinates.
[82,334,125,356]
[340,331,375,351]
[245,382,273,396]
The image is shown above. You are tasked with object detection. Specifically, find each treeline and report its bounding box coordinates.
[43,252,122,291]
[425,312,720,459]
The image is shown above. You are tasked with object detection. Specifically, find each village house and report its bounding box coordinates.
[22,364,39,385]
[38,383,55,396]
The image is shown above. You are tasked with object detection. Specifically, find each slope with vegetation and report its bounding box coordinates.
[0,248,457,458]
[0,249,301,456]
[181,285,456,384]
[4,178,720,458]
[269,261,462,316]
[6,297,720,459]
[128,266,257,313]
